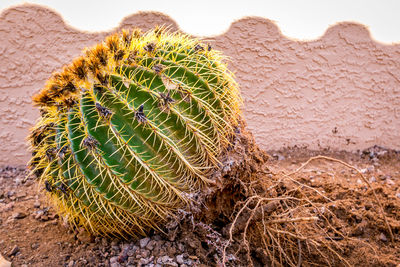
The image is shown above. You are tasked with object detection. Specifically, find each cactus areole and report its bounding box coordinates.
[29,27,242,237]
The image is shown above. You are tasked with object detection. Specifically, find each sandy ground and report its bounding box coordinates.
[0,146,399,266]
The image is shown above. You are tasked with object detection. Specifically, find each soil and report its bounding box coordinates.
[0,145,400,266]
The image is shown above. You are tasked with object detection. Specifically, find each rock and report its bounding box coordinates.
[396,193,400,199]
[369,176,376,183]
[110,239,119,247]
[33,201,40,208]
[167,245,176,255]
[67,260,74,267]
[222,160,235,173]
[379,175,388,181]
[33,209,46,220]
[0,203,14,213]
[139,237,150,248]
[140,249,150,258]
[159,255,173,263]
[48,214,58,220]
[12,212,26,219]
[377,150,388,157]
[15,192,26,199]
[6,191,15,199]
[387,179,395,186]
[101,238,108,247]
[139,256,153,265]
[117,245,130,263]
[146,240,156,250]
[176,254,184,264]
[109,256,118,265]
[177,243,185,252]
[127,256,135,265]
[31,243,39,250]
[0,254,11,267]
[272,153,285,161]
[76,229,93,243]
[379,233,388,242]
[127,245,138,257]
[8,245,19,256]
[40,215,49,221]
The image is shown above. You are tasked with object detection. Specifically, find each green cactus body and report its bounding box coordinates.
[29,28,242,237]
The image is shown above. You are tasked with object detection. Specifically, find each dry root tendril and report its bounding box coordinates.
[219,155,392,267]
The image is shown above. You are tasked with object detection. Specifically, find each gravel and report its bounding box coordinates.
[139,237,150,248]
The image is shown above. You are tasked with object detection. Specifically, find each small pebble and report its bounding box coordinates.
[379,233,388,242]
[379,175,388,181]
[177,243,185,252]
[139,237,150,248]
[111,239,119,247]
[139,256,153,265]
[387,180,395,185]
[140,249,150,258]
[160,255,173,263]
[109,256,118,264]
[76,228,93,243]
[101,238,108,247]
[33,201,41,208]
[8,245,19,256]
[0,203,14,212]
[127,246,138,257]
[33,210,44,220]
[146,240,156,250]
[12,212,26,219]
[31,243,39,250]
[176,254,184,264]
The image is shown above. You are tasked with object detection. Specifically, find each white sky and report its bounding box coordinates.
[1,0,399,43]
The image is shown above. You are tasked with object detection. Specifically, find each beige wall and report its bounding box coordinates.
[0,4,399,166]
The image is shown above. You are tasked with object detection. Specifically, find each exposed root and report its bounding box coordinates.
[219,155,392,267]
[159,127,398,266]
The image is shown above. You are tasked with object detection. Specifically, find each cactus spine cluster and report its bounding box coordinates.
[28,27,242,237]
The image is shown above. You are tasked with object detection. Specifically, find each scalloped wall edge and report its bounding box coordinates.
[0,4,399,165]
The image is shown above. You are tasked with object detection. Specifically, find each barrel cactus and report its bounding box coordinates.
[28,27,242,237]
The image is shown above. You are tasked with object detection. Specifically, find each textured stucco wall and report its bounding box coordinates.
[0,4,399,166]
